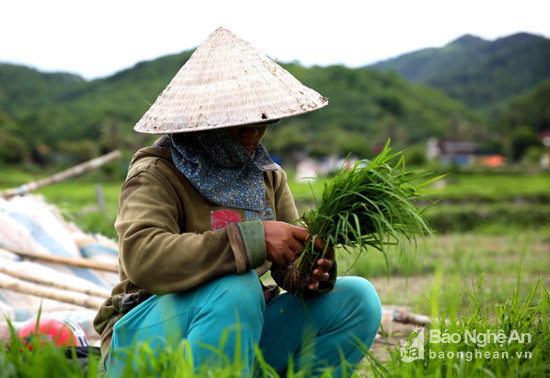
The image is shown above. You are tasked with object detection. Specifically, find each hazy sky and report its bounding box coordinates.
[2,0,549,80]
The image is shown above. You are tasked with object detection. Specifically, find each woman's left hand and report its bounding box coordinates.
[308,238,335,290]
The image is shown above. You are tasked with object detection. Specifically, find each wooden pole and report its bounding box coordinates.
[0,266,111,298]
[2,247,119,273]
[0,150,122,199]
[95,184,105,213]
[0,273,104,310]
[393,307,431,325]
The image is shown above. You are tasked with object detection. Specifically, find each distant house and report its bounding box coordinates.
[541,130,550,147]
[481,155,506,167]
[541,130,550,169]
[295,158,319,181]
[426,138,505,167]
[426,138,477,166]
[295,155,358,181]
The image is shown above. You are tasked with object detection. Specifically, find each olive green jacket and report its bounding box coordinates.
[93,136,335,355]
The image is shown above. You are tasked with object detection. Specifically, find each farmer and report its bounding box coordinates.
[93,27,382,377]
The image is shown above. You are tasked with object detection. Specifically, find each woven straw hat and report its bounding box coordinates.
[134,27,328,134]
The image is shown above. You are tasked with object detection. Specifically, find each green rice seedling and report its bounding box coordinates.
[1,312,369,377]
[276,140,440,295]
[368,263,550,377]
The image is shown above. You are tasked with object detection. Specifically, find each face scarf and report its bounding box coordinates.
[169,128,278,212]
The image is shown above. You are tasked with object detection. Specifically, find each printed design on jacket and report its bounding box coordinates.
[210,201,275,230]
[211,209,242,230]
[245,201,275,222]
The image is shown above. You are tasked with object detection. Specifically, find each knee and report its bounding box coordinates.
[335,276,382,338]
[207,271,265,318]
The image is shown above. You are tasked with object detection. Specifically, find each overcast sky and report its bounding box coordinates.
[2,0,549,80]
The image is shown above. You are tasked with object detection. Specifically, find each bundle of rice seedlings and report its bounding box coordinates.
[279,141,440,295]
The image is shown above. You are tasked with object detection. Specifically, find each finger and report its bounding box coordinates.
[290,225,310,242]
[308,279,319,291]
[283,249,298,264]
[317,258,334,271]
[313,237,326,251]
[313,237,334,258]
[312,268,330,281]
[274,255,287,266]
[288,239,304,255]
[270,250,289,266]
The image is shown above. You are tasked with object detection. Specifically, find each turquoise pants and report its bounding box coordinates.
[107,272,381,377]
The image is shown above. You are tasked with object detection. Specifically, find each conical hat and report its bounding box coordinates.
[134,27,328,134]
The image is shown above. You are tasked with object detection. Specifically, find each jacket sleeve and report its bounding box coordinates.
[115,166,264,295]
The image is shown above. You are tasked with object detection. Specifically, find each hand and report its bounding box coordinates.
[308,239,335,291]
[263,221,309,267]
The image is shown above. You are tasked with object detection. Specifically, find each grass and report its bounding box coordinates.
[1,167,549,376]
[0,323,102,377]
[364,269,550,377]
[0,171,121,239]
[288,172,550,206]
[341,226,550,315]
[426,203,550,233]
[33,181,121,239]
[424,173,550,202]
[2,167,549,239]
[0,322,344,377]
[1,262,547,377]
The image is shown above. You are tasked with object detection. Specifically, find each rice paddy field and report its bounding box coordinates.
[1,167,549,377]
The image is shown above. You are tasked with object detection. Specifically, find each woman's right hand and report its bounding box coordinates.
[263,221,309,266]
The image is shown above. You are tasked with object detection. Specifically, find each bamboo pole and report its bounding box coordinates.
[0,266,111,298]
[393,307,431,325]
[0,150,122,199]
[0,273,103,310]
[1,247,119,273]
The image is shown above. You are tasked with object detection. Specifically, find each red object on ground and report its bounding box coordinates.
[18,317,90,349]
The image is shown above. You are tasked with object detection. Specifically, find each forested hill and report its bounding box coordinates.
[0,52,485,166]
[368,33,550,110]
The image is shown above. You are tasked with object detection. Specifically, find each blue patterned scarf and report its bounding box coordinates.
[169,129,278,211]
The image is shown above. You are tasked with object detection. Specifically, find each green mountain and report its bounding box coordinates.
[499,80,550,132]
[0,64,86,113]
[0,52,484,167]
[369,33,550,110]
